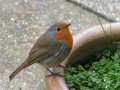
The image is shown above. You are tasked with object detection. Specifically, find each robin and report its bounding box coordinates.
[9,22,73,80]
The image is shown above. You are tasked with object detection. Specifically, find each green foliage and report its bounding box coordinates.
[65,45,120,90]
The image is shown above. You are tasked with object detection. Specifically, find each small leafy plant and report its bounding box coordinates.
[65,45,120,90]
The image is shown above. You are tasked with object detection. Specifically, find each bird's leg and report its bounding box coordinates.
[46,67,64,77]
[57,64,65,68]
[47,68,54,75]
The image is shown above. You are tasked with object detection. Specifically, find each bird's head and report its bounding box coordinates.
[48,22,73,49]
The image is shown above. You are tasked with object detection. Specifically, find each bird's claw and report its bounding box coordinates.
[57,64,65,68]
[46,68,64,77]
[46,73,64,77]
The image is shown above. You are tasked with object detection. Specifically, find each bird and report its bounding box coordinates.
[9,22,73,80]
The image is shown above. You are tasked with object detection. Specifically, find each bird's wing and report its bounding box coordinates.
[29,32,61,60]
[9,33,61,80]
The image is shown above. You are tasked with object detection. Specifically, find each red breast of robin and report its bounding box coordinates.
[9,22,73,80]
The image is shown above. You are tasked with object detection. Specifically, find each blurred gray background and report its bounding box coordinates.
[0,0,120,90]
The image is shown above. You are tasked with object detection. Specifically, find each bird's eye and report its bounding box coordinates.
[57,28,61,31]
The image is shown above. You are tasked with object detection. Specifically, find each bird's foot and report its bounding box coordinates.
[46,68,64,77]
[57,64,65,69]
[46,72,64,77]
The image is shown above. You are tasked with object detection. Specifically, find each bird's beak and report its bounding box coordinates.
[62,23,71,29]
[66,23,71,28]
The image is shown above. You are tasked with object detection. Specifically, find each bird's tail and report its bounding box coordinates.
[9,59,35,81]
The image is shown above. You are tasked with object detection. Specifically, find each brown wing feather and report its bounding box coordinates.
[9,48,49,80]
[9,33,61,80]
